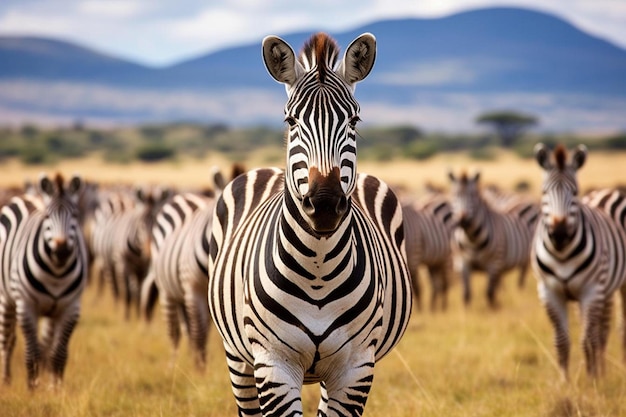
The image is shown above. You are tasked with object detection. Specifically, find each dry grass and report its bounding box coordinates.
[1,150,626,416]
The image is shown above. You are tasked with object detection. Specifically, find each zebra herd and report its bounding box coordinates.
[0,32,625,415]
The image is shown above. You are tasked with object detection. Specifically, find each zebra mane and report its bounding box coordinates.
[554,144,567,170]
[55,172,65,196]
[300,32,339,84]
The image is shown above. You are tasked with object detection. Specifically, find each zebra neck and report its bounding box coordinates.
[280,191,355,279]
[461,203,490,244]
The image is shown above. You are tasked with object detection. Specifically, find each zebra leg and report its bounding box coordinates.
[318,382,329,416]
[318,353,375,416]
[39,316,54,374]
[580,295,606,378]
[253,352,304,416]
[160,296,182,368]
[16,302,41,389]
[139,270,159,322]
[225,348,261,416]
[486,271,502,309]
[0,300,16,385]
[183,292,209,372]
[539,286,569,381]
[428,264,448,312]
[47,305,80,388]
[598,295,613,377]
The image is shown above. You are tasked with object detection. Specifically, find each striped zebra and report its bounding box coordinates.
[208,33,411,416]
[0,173,87,389]
[402,190,455,312]
[90,185,171,319]
[582,187,626,365]
[140,164,244,371]
[448,170,538,308]
[532,143,626,379]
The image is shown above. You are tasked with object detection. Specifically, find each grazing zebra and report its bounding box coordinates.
[532,143,626,379]
[90,185,171,319]
[448,170,538,308]
[208,33,411,416]
[0,173,87,389]
[402,190,455,312]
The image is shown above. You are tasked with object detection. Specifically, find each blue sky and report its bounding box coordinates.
[1,0,626,66]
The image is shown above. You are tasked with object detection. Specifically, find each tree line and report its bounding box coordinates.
[1,113,624,165]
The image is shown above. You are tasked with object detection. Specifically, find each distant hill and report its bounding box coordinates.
[1,7,625,131]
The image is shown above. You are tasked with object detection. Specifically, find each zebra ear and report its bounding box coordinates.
[534,143,552,170]
[212,166,227,192]
[67,175,83,196]
[337,33,376,88]
[262,36,304,89]
[571,144,587,170]
[447,170,456,183]
[38,173,55,197]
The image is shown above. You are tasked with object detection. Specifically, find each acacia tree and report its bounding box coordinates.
[476,111,538,148]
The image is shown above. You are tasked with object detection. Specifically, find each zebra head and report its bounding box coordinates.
[448,170,482,229]
[37,173,83,265]
[262,32,376,235]
[534,143,587,251]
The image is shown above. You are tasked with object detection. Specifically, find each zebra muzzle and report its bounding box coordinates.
[302,167,349,234]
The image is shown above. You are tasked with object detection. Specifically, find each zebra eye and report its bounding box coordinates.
[349,116,361,128]
[285,116,297,127]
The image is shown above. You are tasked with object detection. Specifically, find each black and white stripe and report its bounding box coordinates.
[90,185,171,319]
[0,173,87,389]
[140,165,245,370]
[531,143,626,379]
[402,190,455,312]
[448,170,538,307]
[208,33,411,416]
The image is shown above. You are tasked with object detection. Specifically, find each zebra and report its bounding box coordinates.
[90,185,171,319]
[402,190,455,312]
[532,143,626,379]
[208,33,411,416]
[139,164,245,371]
[0,173,87,389]
[448,170,538,308]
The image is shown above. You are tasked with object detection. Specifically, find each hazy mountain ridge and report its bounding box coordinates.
[1,7,625,131]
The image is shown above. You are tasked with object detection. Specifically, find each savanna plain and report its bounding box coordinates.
[1,149,626,417]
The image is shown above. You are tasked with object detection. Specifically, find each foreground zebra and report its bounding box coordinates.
[402,190,454,312]
[208,33,411,416]
[0,173,87,389]
[532,143,626,379]
[448,170,538,307]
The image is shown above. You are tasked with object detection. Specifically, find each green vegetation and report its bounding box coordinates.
[0,122,624,166]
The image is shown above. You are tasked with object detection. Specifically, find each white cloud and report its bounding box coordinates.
[77,0,144,19]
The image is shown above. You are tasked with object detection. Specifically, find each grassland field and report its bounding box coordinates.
[1,149,626,416]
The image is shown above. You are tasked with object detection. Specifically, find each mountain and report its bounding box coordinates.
[1,7,625,131]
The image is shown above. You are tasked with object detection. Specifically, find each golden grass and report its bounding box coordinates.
[1,150,626,416]
[1,272,625,417]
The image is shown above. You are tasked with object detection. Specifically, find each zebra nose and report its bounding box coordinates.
[302,193,348,218]
[302,167,348,234]
[53,237,72,263]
